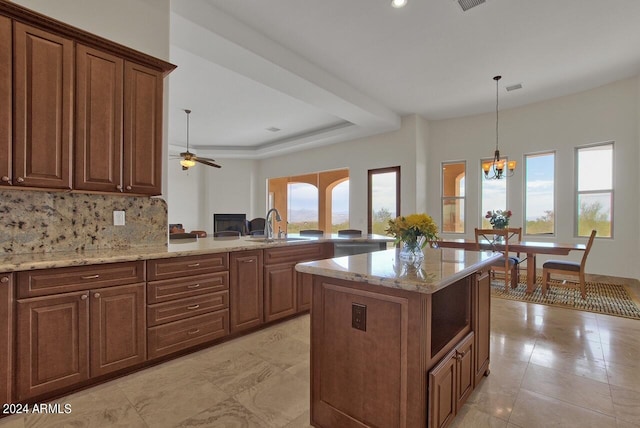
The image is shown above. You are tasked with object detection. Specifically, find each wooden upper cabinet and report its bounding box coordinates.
[75,45,123,193]
[13,22,73,189]
[0,16,11,186]
[123,61,163,195]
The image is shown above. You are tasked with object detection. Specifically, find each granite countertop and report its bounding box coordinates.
[295,247,501,295]
[0,233,393,272]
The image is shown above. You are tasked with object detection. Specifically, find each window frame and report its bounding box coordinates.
[441,160,466,234]
[523,150,556,237]
[367,166,401,234]
[575,141,614,239]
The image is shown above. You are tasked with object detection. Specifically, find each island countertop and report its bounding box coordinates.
[295,247,500,294]
[0,233,392,272]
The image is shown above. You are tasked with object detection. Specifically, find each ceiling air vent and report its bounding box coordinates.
[457,0,485,12]
[506,83,523,92]
[266,127,281,132]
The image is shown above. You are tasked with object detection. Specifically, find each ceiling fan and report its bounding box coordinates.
[174,109,221,170]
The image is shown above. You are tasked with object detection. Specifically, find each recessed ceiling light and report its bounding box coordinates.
[391,0,408,9]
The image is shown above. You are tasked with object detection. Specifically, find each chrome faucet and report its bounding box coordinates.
[264,208,282,240]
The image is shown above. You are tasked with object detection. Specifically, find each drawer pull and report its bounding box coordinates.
[187,263,201,268]
[80,294,88,300]
[187,284,201,289]
[241,259,255,263]
[187,304,200,310]
[81,274,100,280]
[187,329,200,335]
[1,176,10,183]
[0,276,8,283]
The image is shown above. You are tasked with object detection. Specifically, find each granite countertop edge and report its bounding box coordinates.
[0,234,393,272]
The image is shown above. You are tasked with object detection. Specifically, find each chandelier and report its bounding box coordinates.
[482,75,516,179]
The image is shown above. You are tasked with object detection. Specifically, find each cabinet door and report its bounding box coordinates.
[264,263,296,322]
[296,271,312,312]
[16,291,90,401]
[456,333,474,409]
[428,350,457,428]
[90,283,146,377]
[123,61,162,195]
[0,16,10,187]
[75,44,123,192]
[473,269,491,386]
[13,22,73,189]
[230,250,263,333]
[0,273,12,405]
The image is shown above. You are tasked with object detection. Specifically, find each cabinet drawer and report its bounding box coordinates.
[147,291,229,327]
[264,243,331,265]
[147,310,228,359]
[147,254,229,280]
[17,261,145,298]
[147,272,229,304]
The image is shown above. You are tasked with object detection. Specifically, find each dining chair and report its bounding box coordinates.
[299,229,324,236]
[213,230,241,237]
[475,227,522,292]
[337,229,362,236]
[541,229,596,299]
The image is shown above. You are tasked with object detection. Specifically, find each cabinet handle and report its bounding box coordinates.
[187,263,200,268]
[241,259,255,263]
[455,349,470,360]
[116,184,123,192]
[187,329,200,335]
[187,304,200,310]
[187,283,200,289]
[0,276,8,283]
[1,176,10,184]
[81,274,100,280]
[125,185,132,191]
[93,293,101,298]
[16,177,25,183]
[80,294,88,300]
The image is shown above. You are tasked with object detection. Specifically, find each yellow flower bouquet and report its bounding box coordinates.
[386,213,439,262]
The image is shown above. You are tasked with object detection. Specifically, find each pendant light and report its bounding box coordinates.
[482,76,516,179]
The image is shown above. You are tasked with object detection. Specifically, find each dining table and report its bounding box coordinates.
[437,238,587,293]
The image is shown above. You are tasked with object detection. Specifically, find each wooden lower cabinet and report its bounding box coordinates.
[296,271,313,312]
[15,266,147,401]
[473,268,491,385]
[16,290,90,401]
[90,283,146,377]
[263,263,297,322]
[428,332,475,428]
[1,273,13,405]
[230,250,264,333]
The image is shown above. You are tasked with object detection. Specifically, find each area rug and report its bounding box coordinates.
[490,276,640,320]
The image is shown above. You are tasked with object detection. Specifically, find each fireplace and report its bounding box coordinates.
[213,214,247,235]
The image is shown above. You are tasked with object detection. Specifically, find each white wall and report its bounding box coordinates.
[426,77,640,279]
[255,115,422,233]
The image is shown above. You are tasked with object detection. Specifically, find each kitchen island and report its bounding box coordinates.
[296,247,500,428]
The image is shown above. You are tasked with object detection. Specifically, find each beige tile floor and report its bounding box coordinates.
[2,295,640,428]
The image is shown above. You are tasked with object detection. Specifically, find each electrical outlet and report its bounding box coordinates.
[113,210,125,226]
[352,303,367,331]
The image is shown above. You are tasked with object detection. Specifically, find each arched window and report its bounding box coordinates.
[287,182,319,232]
[331,179,349,232]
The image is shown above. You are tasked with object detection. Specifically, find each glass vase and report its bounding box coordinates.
[398,237,425,263]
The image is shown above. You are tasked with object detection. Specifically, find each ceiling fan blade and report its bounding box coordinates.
[195,156,217,163]
[195,158,222,168]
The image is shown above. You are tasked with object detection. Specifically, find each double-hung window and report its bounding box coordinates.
[524,152,555,235]
[441,161,465,233]
[576,142,613,237]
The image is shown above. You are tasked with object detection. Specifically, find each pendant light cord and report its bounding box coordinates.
[495,76,500,153]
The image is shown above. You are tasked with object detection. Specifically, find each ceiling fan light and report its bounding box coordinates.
[180,158,196,168]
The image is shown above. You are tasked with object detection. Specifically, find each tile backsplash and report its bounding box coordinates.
[0,190,167,254]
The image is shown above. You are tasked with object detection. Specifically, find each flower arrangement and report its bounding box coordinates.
[485,209,512,229]
[385,213,439,248]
